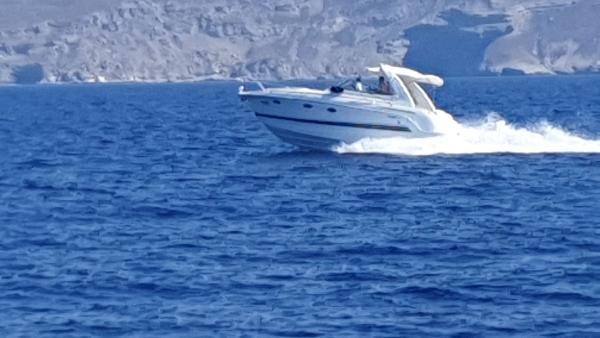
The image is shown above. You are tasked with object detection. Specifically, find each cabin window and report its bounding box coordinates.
[273,100,281,104]
[327,108,336,113]
[303,104,313,109]
[387,75,414,107]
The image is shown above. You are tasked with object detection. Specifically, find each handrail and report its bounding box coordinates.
[239,79,266,93]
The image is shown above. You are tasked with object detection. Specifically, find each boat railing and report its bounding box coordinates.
[238,79,266,94]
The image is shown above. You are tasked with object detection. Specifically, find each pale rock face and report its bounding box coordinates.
[483,0,600,74]
[0,0,124,31]
[0,0,597,84]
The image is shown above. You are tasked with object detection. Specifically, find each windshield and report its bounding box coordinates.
[382,70,414,106]
[332,75,416,107]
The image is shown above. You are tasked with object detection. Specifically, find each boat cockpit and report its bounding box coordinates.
[329,64,444,112]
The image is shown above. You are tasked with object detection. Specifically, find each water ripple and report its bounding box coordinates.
[0,79,599,336]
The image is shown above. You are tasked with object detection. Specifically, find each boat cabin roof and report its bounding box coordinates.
[357,64,443,111]
[367,64,444,87]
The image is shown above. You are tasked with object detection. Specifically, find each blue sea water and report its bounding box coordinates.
[1,76,600,337]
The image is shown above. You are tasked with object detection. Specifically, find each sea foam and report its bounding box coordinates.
[335,113,600,156]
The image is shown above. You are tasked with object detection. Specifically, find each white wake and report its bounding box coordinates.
[335,113,600,156]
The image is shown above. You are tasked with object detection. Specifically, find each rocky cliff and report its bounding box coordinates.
[0,0,597,84]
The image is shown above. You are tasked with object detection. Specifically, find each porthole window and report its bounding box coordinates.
[327,108,337,113]
[303,104,313,109]
[273,100,281,104]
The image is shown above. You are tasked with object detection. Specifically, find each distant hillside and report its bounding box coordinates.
[0,0,598,84]
[0,0,123,31]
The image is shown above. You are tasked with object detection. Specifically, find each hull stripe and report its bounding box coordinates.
[255,113,411,132]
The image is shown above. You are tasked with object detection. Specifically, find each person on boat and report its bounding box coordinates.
[354,76,364,92]
[378,76,391,95]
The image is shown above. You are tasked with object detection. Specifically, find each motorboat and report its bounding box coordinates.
[239,64,457,150]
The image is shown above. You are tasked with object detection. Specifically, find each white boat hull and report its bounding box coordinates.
[258,113,415,149]
[239,64,454,150]
[242,93,436,150]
